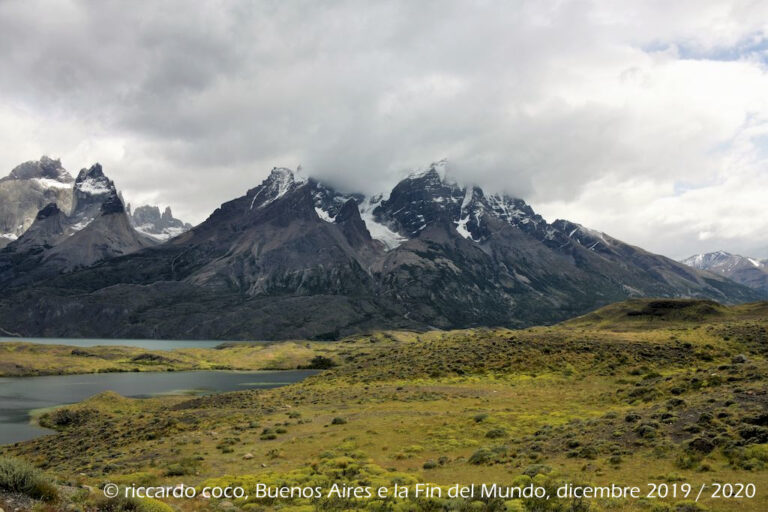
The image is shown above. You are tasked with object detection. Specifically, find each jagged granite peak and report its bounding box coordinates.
[1,156,73,183]
[0,157,75,248]
[374,164,466,238]
[70,163,120,227]
[74,163,113,197]
[129,205,192,241]
[372,163,539,244]
[245,167,309,211]
[3,202,69,255]
[407,158,451,183]
[0,161,764,340]
[0,163,156,283]
[681,251,768,294]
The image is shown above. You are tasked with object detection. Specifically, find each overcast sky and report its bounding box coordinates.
[1,0,767,259]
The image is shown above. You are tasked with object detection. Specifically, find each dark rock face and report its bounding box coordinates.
[0,162,763,341]
[36,202,63,220]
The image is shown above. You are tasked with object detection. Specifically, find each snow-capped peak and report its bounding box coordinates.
[407,158,453,183]
[4,156,73,183]
[249,167,308,210]
[75,164,113,196]
[680,251,765,273]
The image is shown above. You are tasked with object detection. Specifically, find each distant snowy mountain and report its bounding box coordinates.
[0,156,74,248]
[128,204,192,241]
[0,160,761,340]
[0,163,156,284]
[681,251,768,294]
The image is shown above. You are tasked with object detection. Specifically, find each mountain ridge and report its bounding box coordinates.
[0,163,157,285]
[0,161,763,340]
[682,250,768,295]
[0,157,193,250]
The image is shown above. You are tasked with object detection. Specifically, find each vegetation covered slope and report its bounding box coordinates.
[2,299,768,511]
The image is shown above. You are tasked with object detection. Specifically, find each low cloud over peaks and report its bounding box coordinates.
[1,0,767,258]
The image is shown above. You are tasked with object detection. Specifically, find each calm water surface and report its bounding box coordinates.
[0,337,234,350]
[0,370,317,445]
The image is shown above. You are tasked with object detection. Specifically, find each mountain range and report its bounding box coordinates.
[0,158,763,340]
[0,158,192,285]
[682,251,768,295]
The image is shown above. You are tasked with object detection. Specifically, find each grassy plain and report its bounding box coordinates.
[0,336,398,376]
[2,299,768,511]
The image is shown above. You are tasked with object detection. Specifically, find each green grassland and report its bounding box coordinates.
[2,299,768,511]
[0,335,412,376]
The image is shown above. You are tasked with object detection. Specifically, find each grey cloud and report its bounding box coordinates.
[0,0,767,258]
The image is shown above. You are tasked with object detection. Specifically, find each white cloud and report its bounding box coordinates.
[0,0,766,258]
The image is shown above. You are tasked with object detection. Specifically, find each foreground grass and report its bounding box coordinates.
[2,299,768,511]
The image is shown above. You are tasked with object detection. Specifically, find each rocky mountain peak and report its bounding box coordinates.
[1,160,764,340]
[246,167,310,211]
[0,157,75,248]
[407,159,450,183]
[2,156,73,183]
[682,251,767,272]
[681,250,768,294]
[72,163,117,214]
[129,204,192,241]
[75,163,110,190]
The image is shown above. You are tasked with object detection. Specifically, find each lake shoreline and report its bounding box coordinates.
[1,369,320,446]
[0,339,344,377]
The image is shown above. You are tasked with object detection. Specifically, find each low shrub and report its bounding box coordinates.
[301,356,337,369]
[97,495,174,512]
[485,428,507,439]
[468,448,493,465]
[0,456,59,502]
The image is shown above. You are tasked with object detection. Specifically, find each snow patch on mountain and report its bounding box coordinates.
[135,224,186,240]
[314,207,336,223]
[250,167,308,210]
[486,194,529,224]
[75,176,111,195]
[33,178,73,190]
[454,187,478,241]
[69,218,94,234]
[359,196,407,250]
